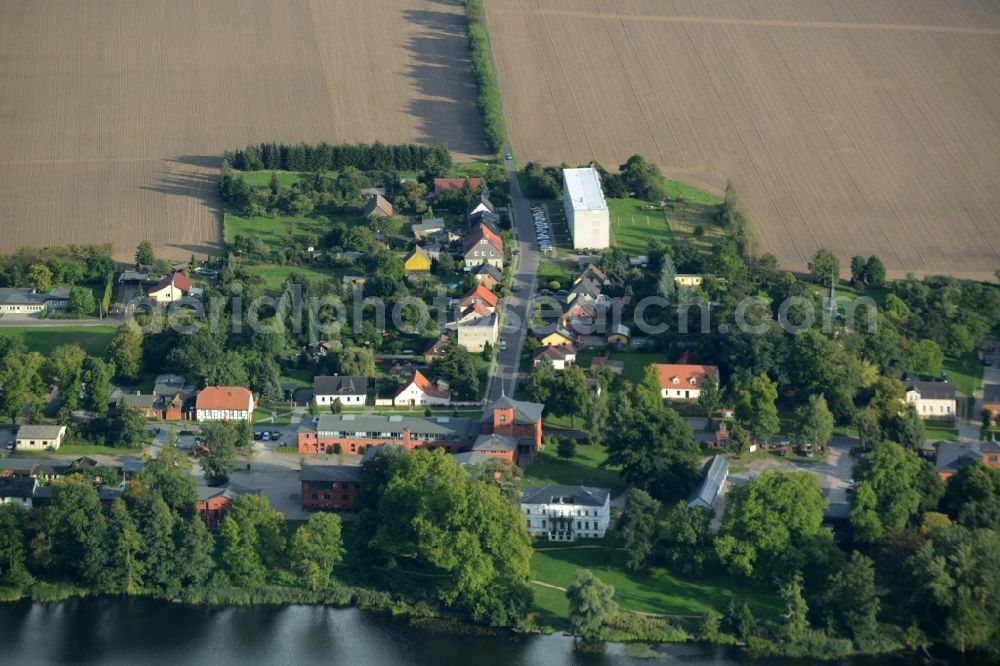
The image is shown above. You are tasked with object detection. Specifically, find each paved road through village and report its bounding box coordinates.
[487,151,540,401]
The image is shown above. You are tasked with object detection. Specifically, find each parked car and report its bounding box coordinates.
[253,431,263,441]
[499,340,508,351]
[504,152,512,160]
[262,432,271,441]
[270,431,281,440]
[4,442,14,451]
[511,285,521,292]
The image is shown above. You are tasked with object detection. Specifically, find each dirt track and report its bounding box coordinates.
[0,0,487,261]
[487,0,1000,279]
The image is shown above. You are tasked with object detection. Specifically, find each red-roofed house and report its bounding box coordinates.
[433,177,481,195]
[393,370,451,407]
[457,284,499,313]
[148,273,192,304]
[463,225,504,269]
[653,364,719,400]
[195,386,255,421]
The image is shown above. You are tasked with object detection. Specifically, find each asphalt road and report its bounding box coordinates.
[487,153,541,401]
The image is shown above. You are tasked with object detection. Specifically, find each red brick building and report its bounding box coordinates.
[196,485,258,532]
[297,397,545,467]
[300,465,363,510]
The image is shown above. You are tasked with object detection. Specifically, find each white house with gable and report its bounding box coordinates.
[519,485,611,541]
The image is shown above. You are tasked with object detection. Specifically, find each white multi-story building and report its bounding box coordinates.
[904,379,956,420]
[520,485,611,541]
[563,167,610,250]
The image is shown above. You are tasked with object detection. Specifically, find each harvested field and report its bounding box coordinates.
[0,0,487,261]
[487,0,1000,279]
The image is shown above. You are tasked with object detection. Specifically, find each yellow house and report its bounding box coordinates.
[403,245,432,273]
[539,326,574,347]
[674,274,704,288]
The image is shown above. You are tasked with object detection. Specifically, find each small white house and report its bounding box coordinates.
[654,364,719,400]
[312,376,368,407]
[15,424,67,451]
[904,379,956,420]
[520,485,611,541]
[393,370,451,407]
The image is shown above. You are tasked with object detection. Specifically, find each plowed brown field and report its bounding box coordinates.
[0,0,487,261]
[487,0,1000,279]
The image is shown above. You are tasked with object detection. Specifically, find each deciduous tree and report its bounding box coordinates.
[619,490,660,574]
[291,513,345,591]
[566,569,618,640]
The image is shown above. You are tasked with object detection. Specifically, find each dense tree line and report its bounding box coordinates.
[0,448,347,600]
[223,142,452,174]
[464,1,506,153]
[0,244,114,289]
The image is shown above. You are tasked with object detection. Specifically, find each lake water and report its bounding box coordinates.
[0,598,953,665]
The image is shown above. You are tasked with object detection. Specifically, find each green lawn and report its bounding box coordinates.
[449,161,495,178]
[223,213,342,252]
[531,547,780,622]
[943,351,983,397]
[0,325,118,356]
[235,170,328,189]
[924,419,959,442]
[608,198,672,256]
[245,264,341,293]
[279,369,314,388]
[536,258,575,287]
[253,407,292,426]
[522,444,624,495]
[664,180,723,206]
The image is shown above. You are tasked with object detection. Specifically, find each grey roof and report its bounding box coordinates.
[983,384,1000,404]
[121,459,146,474]
[473,263,503,281]
[361,443,406,464]
[299,465,363,484]
[311,414,478,439]
[904,379,956,400]
[0,476,36,499]
[453,451,494,466]
[468,194,494,213]
[98,486,124,503]
[0,459,40,473]
[520,485,610,507]
[688,455,729,510]
[196,483,257,502]
[412,219,445,233]
[0,288,51,306]
[570,278,602,299]
[535,323,574,341]
[936,441,1000,474]
[481,396,544,425]
[153,374,185,396]
[16,424,65,440]
[313,375,369,397]
[120,393,158,409]
[472,433,519,453]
